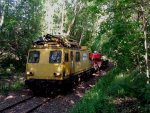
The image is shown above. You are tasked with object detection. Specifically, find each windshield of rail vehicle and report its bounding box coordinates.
[49,50,62,63]
[28,51,40,63]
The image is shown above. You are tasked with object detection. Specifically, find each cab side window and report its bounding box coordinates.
[76,52,80,62]
[82,53,87,61]
[65,53,69,62]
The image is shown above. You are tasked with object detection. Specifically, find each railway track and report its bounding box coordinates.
[0,95,51,113]
[0,70,107,113]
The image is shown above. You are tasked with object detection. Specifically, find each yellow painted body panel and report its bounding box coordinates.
[26,46,92,81]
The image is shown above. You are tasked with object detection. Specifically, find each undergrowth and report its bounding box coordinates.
[0,80,25,94]
[69,68,150,113]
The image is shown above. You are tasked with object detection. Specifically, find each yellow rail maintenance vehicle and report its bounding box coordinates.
[25,34,94,92]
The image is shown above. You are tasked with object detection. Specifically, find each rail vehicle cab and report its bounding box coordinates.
[25,34,93,89]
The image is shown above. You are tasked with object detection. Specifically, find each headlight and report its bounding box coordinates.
[26,72,30,75]
[26,71,33,76]
[53,72,61,77]
[56,72,61,76]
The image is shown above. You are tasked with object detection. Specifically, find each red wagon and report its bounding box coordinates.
[90,52,102,71]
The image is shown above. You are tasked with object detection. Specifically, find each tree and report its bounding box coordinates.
[139,0,149,84]
[0,0,45,70]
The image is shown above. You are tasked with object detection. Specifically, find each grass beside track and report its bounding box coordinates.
[0,79,25,94]
[69,68,150,113]
[69,69,117,113]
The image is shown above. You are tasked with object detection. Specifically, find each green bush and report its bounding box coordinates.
[106,70,147,97]
[0,80,25,94]
[143,84,150,103]
[69,69,118,113]
[70,68,150,113]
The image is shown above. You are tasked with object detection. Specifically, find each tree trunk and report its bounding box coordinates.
[79,27,84,45]
[0,0,4,27]
[140,0,149,84]
[67,3,83,36]
[0,14,4,27]
[60,0,65,35]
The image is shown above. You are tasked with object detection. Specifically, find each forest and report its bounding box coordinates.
[0,0,150,112]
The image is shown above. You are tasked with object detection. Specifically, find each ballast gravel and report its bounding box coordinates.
[32,72,104,113]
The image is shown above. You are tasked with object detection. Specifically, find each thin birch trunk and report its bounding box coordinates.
[60,0,65,35]
[0,14,4,27]
[79,27,84,45]
[67,5,77,36]
[0,0,4,27]
[67,3,83,36]
[140,0,149,84]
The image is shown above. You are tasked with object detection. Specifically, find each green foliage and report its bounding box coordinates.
[0,0,149,111]
[90,0,149,72]
[70,68,150,113]
[89,9,150,113]
[69,69,118,113]
[71,93,115,113]
[0,0,45,73]
[0,80,24,94]
[144,84,150,102]
[107,70,147,97]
